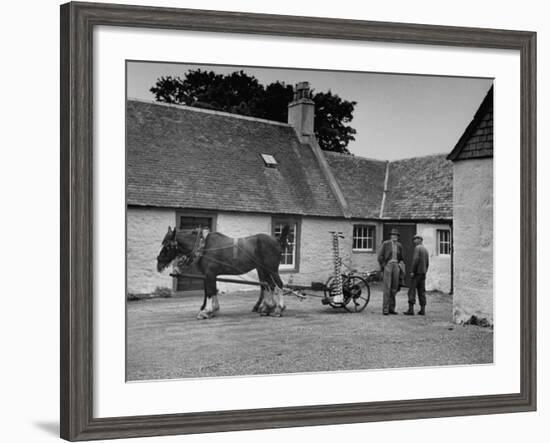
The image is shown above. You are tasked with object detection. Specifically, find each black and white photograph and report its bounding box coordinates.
[125,61,494,381]
[1,0,545,441]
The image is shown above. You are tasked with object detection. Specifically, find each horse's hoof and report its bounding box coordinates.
[252,305,259,313]
[260,304,275,314]
[196,311,210,320]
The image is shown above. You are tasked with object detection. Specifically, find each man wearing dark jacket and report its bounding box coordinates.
[404,234,429,315]
[377,228,403,315]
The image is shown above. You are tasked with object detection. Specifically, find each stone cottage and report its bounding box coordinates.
[127,82,453,296]
[447,86,493,324]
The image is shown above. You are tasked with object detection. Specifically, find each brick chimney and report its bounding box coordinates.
[287,82,315,142]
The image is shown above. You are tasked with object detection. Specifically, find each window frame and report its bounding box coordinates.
[272,217,300,272]
[175,212,217,233]
[437,228,452,256]
[352,224,376,252]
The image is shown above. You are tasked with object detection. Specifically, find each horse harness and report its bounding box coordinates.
[173,228,244,275]
[176,228,208,267]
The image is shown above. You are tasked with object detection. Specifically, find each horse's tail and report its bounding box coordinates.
[278,224,290,250]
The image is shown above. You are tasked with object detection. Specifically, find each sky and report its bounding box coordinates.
[127,61,493,161]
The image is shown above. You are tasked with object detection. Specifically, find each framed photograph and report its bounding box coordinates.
[60,1,536,441]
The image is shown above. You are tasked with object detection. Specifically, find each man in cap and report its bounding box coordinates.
[404,234,429,315]
[377,228,404,315]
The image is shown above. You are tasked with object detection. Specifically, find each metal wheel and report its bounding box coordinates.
[342,275,370,312]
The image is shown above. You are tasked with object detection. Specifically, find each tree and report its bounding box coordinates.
[150,70,356,153]
[313,91,357,153]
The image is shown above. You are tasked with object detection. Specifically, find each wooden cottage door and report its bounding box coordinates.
[175,215,214,292]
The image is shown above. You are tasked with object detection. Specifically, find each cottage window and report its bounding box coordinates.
[353,225,375,251]
[437,229,451,255]
[273,219,299,271]
[178,215,213,232]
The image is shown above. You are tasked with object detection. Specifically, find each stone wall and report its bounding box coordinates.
[291,218,352,287]
[416,223,452,293]
[127,207,175,295]
[452,159,493,324]
[288,219,383,287]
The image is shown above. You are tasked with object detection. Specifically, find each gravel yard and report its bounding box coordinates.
[127,285,493,381]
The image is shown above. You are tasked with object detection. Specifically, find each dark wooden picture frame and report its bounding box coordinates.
[60,2,536,440]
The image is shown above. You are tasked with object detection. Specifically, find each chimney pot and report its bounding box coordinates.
[288,82,315,142]
[294,81,311,100]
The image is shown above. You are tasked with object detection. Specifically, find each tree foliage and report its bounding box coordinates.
[150,70,356,153]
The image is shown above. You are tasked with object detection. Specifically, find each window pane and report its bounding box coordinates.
[438,230,451,255]
[275,222,296,266]
[353,225,374,250]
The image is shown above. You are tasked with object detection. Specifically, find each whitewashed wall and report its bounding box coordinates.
[452,159,493,324]
[416,223,452,293]
[291,218,352,286]
[127,209,452,296]
[127,209,386,294]
[126,207,175,295]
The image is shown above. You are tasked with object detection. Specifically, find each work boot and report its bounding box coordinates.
[388,309,398,315]
[418,306,426,316]
[403,305,415,315]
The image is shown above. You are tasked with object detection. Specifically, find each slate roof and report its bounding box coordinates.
[383,154,453,220]
[127,99,454,221]
[127,100,343,217]
[324,152,387,218]
[448,86,493,161]
[326,152,453,220]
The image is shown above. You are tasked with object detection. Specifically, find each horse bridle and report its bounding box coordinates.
[175,228,205,267]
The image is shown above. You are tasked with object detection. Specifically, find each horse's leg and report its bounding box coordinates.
[211,290,220,315]
[253,286,264,312]
[200,283,207,311]
[252,268,264,312]
[197,279,209,319]
[272,272,286,317]
[258,271,276,316]
[197,274,219,319]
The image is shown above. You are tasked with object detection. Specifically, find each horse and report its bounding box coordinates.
[156,225,290,319]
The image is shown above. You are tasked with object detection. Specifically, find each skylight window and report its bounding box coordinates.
[261,154,278,168]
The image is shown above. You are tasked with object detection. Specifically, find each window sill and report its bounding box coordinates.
[352,249,375,254]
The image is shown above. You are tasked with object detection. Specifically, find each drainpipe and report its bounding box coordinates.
[379,161,390,218]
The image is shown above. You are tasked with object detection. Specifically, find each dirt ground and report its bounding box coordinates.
[126,284,493,381]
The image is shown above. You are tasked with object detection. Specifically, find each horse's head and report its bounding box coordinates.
[156,226,179,272]
[156,226,201,272]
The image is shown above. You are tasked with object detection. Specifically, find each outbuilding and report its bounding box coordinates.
[447,86,494,324]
